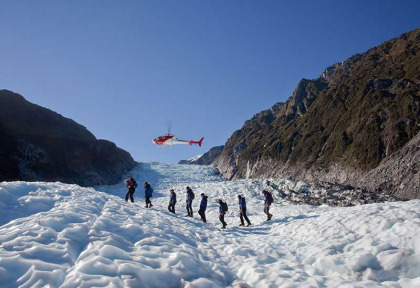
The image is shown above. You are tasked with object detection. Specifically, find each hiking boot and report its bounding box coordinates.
[239,224,244,226]
[247,223,251,227]
[149,204,153,208]
[185,215,190,217]
[144,205,148,208]
[268,214,273,220]
[221,226,226,229]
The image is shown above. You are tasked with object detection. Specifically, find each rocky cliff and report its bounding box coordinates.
[179,145,224,165]
[214,29,420,199]
[0,90,136,186]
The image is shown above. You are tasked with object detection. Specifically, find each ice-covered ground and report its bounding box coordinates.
[0,162,419,287]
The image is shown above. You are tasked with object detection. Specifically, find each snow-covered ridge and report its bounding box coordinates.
[190,154,203,162]
[1,163,419,287]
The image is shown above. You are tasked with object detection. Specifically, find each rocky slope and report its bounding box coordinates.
[179,145,224,165]
[360,132,419,199]
[214,29,420,199]
[0,90,136,186]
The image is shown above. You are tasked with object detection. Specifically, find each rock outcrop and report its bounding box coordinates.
[179,145,224,165]
[0,90,136,186]
[214,29,420,199]
[360,132,419,199]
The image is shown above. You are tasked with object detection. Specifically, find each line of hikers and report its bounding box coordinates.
[124,177,274,229]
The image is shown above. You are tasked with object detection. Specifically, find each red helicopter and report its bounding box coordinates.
[153,134,204,147]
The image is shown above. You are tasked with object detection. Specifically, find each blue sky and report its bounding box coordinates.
[1,0,419,163]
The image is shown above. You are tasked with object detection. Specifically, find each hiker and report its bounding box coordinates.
[262,190,273,221]
[198,193,208,223]
[124,176,138,203]
[185,186,195,217]
[238,195,251,226]
[218,199,228,229]
[168,189,176,214]
[144,181,154,208]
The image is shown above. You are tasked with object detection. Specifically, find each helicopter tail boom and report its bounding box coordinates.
[189,137,204,147]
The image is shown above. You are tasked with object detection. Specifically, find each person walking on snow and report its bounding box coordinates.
[262,190,273,221]
[185,186,195,217]
[124,177,138,203]
[198,193,208,223]
[168,189,176,214]
[144,181,154,208]
[238,195,251,226]
[218,199,228,229]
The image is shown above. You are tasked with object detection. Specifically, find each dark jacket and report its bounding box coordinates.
[186,189,194,201]
[170,192,177,204]
[263,190,270,205]
[126,179,137,189]
[200,196,208,209]
[219,202,227,214]
[145,185,153,197]
[239,197,246,209]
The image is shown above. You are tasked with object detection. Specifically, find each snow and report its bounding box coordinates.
[1,162,419,287]
[189,154,203,162]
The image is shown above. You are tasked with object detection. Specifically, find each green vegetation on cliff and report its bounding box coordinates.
[218,29,420,180]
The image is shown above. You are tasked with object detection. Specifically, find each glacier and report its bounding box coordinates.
[0,162,419,287]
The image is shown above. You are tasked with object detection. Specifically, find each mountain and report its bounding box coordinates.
[179,145,224,165]
[214,29,420,199]
[0,90,136,186]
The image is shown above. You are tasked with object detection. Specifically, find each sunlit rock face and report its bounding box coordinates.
[214,29,420,199]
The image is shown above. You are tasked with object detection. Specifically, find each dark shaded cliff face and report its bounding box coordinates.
[179,145,224,165]
[215,29,420,199]
[0,90,136,186]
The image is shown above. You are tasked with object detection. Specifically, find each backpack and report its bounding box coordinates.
[132,181,138,188]
[267,192,274,204]
[146,186,153,197]
[223,201,228,212]
[190,191,195,200]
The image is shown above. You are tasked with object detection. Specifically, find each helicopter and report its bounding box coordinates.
[153,134,204,147]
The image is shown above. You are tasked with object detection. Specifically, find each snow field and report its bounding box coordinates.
[1,162,419,287]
